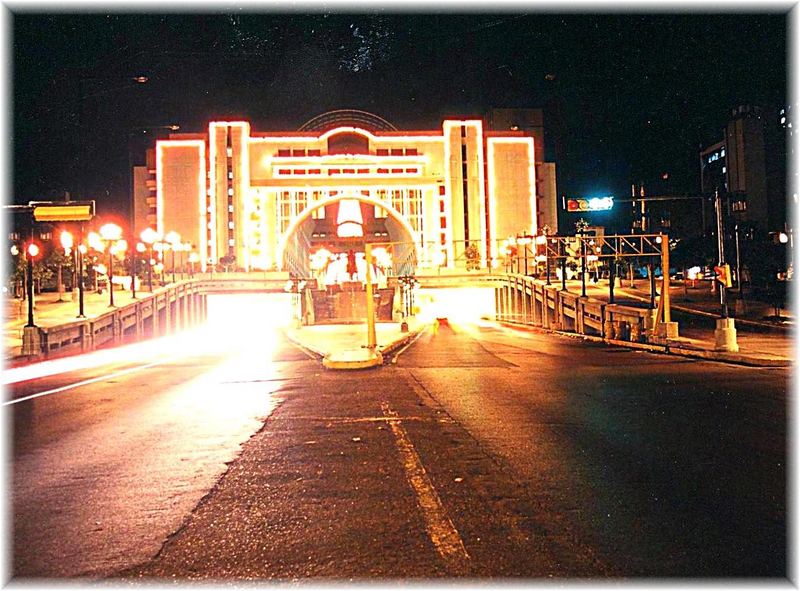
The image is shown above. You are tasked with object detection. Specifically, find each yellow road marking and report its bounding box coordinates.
[381,401,470,574]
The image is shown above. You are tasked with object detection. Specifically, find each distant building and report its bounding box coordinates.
[134,110,542,274]
[699,105,787,236]
[485,107,559,233]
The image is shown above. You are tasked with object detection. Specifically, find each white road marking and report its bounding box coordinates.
[381,401,470,573]
[3,358,174,406]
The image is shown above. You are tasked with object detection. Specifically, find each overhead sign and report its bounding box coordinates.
[31,200,95,222]
[566,196,614,212]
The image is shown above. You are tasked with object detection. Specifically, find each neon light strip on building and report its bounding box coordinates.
[486,136,538,262]
[156,140,206,255]
[247,126,445,144]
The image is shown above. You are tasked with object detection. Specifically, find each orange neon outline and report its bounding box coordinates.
[156,140,206,249]
[246,125,445,145]
[207,123,223,267]
[275,193,420,270]
[486,136,537,260]
[441,121,459,267]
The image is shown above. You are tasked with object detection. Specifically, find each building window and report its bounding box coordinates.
[376,148,389,156]
[277,149,290,157]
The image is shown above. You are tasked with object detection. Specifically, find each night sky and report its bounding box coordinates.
[12,11,788,225]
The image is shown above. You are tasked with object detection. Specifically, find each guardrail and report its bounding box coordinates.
[495,275,662,344]
[30,281,208,359]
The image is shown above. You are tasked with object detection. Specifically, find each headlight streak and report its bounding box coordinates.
[4,294,291,410]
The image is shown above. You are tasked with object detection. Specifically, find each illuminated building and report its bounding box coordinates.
[134,110,548,274]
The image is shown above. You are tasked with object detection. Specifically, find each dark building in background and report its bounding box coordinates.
[699,105,787,237]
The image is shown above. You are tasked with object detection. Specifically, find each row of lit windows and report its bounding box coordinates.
[274,167,420,177]
[706,148,726,164]
[275,148,419,157]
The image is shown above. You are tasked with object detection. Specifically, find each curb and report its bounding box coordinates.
[613,289,792,334]
[284,324,427,370]
[498,321,791,368]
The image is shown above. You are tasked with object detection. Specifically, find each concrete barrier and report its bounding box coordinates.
[495,274,671,345]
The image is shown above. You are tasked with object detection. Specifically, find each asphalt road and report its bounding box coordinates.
[8,315,787,581]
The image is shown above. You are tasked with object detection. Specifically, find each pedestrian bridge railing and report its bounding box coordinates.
[29,282,208,359]
[495,274,667,344]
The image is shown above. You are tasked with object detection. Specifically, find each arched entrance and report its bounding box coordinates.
[277,194,419,285]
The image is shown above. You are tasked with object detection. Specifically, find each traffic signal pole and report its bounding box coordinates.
[713,188,739,352]
[715,189,729,319]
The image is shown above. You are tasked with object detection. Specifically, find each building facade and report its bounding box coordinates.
[135,110,554,274]
[699,105,787,236]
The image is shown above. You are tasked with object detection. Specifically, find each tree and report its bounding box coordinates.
[219,255,236,273]
[464,244,480,271]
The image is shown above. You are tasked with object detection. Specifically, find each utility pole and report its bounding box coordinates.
[713,188,738,352]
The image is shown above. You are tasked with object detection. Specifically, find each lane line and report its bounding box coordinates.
[380,401,470,574]
[3,358,175,406]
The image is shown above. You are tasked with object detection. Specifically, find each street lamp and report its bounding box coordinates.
[58,229,73,302]
[188,252,199,278]
[517,234,533,275]
[164,231,181,284]
[25,242,40,327]
[77,243,87,317]
[576,218,589,297]
[99,222,123,307]
[179,242,192,281]
[140,227,160,291]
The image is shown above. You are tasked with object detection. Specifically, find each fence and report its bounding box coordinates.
[495,274,661,344]
[30,282,208,358]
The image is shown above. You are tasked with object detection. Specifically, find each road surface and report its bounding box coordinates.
[8,309,787,580]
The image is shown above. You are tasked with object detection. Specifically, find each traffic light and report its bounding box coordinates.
[714,264,732,288]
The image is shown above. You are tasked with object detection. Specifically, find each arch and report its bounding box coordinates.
[276,193,418,271]
[299,109,397,133]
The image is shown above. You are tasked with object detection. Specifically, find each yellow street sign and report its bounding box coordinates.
[31,201,95,222]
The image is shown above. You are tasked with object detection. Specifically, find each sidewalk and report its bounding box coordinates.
[556,280,794,367]
[4,289,143,363]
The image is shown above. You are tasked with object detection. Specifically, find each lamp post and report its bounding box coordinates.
[129,241,138,299]
[99,223,123,307]
[140,227,160,291]
[25,242,40,327]
[58,230,73,302]
[188,252,199,278]
[576,219,589,298]
[10,244,21,299]
[517,234,533,276]
[164,231,181,284]
[180,242,191,281]
[77,243,87,318]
